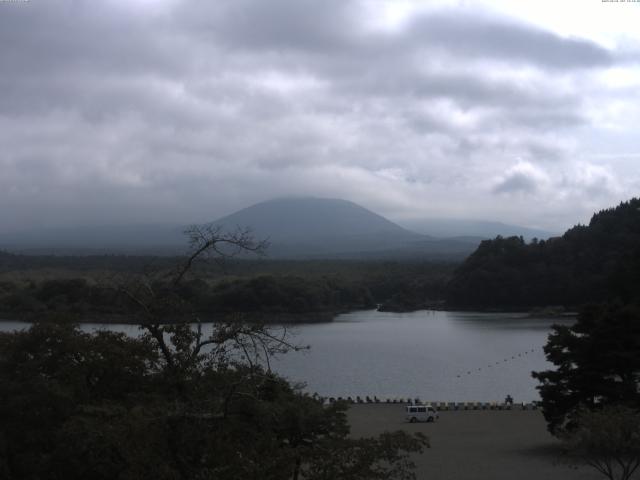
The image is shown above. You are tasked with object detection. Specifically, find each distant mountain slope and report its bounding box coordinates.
[446,198,640,308]
[211,197,432,257]
[399,218,555,240]
[213,197,420,243]
[0,197,485,259]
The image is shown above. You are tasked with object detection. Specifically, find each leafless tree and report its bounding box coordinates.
[563,405,640,480]
[105,224,303,374]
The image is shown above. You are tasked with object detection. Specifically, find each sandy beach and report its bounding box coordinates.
[348,404,602,480]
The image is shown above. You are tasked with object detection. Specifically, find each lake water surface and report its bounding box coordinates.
[270,310,571,402]
[0,310,571,403]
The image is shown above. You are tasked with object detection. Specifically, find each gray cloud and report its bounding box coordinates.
[403,11,613,69]
[175,0,358,52]
[0,2,185,76]
[0,0,637,233]
[174,1,613,70]
[493,172,540,195]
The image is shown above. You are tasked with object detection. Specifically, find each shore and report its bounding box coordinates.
[347,404,600,480]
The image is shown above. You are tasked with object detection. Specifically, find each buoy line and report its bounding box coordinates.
[455,347,540,379]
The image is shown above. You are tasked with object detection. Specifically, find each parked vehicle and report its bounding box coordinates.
[405,404,438,423]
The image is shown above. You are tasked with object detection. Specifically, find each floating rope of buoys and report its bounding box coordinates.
[455,346,542,379]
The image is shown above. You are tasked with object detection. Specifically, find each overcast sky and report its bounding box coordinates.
[1,0,639,233]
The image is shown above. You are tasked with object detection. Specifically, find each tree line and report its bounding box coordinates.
[446,198,640,309]
[0,261,453,321]
[513,199,640,479]
[0,276,373,321]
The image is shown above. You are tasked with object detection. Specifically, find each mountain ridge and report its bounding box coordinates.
[212,197,423,243]
[0,197,550,259]
[399,218,556,241]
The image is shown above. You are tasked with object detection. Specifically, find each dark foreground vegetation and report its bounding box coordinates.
[518,200,640,479]
[0,226,428,480]
[0,321,427,480]
[533,303,640,434]
[532,302,640,480]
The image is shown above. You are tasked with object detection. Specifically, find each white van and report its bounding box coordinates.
[405,404,438,423]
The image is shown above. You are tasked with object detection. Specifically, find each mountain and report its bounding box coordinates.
[0,197,485,259]
[446,198,640,308]
[399,218,556,241]
[213,197,418,243]
[211,197,427,257]
[209,197,488,259]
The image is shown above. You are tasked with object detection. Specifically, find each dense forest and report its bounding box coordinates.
[446,198,640,309]
[0,255,453,321]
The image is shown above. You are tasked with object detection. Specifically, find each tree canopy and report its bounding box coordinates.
[0,225,428,480]
[447,198,640,308]
[562,405,640,480]
[532,303,640,435]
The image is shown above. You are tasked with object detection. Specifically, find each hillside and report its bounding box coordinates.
[0,197,480,259]
[446,198,640,308]
[212,197,418,255]
[214,197,417,242]
[212,197,483,259]
[399,218,555,241]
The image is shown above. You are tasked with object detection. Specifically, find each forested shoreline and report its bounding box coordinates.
[0,255,454,322]
[447,198,640,309]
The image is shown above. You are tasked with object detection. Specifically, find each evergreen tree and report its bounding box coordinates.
[533,303,640,434]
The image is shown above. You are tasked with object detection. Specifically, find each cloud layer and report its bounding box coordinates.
[1,0,638,233]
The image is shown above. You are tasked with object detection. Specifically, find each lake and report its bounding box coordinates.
[0,310,571,403]
[272,310,570,403]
